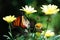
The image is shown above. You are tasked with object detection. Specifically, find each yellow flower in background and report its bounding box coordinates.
[45,30,55,37]
[36,32,40,37]
[3,15,16,23]
[20,5,37,14]
[41,4,59,15]
[35,23,43,29]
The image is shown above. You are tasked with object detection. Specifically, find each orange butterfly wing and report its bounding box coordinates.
[13,16,21,27]
[13,16,26,28]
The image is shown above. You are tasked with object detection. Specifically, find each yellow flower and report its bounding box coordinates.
[35,23,43,29]
[41,4,59,15]
[20,5,37,14]
[3,15,16,23]
[36,32,40,37]
[45,30,55,37]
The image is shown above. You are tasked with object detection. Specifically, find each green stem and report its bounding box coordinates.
[9,23,14,40]
[32,27,35,33]
[45,16,50,32]
[46,16,51,31]
[43,16,50,40]
[46,21,49,31]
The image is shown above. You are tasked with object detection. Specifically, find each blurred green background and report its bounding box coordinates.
[24,0,60,35]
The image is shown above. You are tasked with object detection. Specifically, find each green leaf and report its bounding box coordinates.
[16,35,25,40]
[3,35,11,40]
[53,35,60,40]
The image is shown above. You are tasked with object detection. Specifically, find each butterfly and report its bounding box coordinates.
[13,16,30,29]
